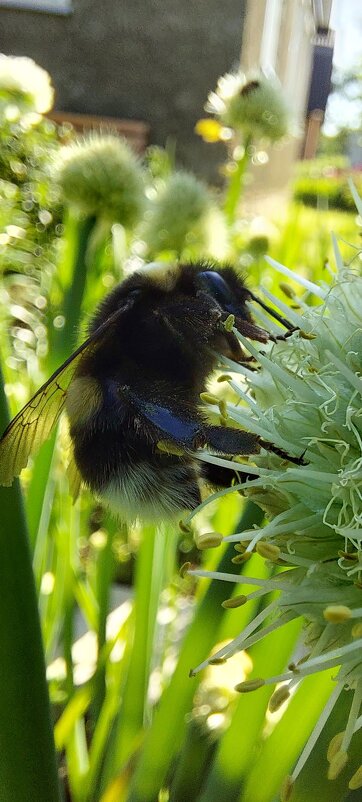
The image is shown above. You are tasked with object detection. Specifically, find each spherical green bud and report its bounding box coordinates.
[207,70,290,142]
[143,171,211,256]
[56,134,144,225]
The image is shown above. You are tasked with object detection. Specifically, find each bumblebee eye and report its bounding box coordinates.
[198,270,233,306]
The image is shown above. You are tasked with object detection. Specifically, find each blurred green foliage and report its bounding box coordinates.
[293,156,362,211]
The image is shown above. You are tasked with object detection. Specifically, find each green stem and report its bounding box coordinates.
[50,214,97,364]
[28,214,97,549]
[223,135,253,226]
[169,719,216,802]
[90,516,119,727]
[103,525,171,787]
[126,501,264,802]
[0,362,61,802]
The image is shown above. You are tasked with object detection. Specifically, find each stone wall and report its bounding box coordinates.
[1,0,246,180]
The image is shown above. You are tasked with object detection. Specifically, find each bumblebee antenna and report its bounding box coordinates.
[248,290,295,331]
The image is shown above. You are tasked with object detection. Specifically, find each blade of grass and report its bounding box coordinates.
[102,523,177,788]
[85,606,133,800]
[197,617,302,802]
[126,501,264,802]
[0,362,61,802]
[169,719,217,802]
[27,213,97,548]
[90,515,120,726]
[241,670,337,802]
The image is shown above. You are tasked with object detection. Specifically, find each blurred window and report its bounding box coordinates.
[0,0,71,12]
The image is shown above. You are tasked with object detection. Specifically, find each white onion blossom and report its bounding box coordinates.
[188,240,362,795]
[206,69,291,143]
[0,54,54,114]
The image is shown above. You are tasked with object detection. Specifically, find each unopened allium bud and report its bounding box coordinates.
[56,134,144,225]
[0,54,54,114]
[143,171,211,256]
[206,70,290,142]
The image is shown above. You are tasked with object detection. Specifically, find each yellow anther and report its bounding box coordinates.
[235,678,265,693]
[323,605,352,623]
[180,562,192,578]
[256,542,281,561]
[195,532,223,550]
[231,552,252,564]
[327,731,344,763]
[327,750,348,780]
[269,685,290,713]
[208,657,228,665]
[349,764,362,790]
[200,392,219,405]
[352,622,362,638]
[223,314,235,331]
[222,594,247,609]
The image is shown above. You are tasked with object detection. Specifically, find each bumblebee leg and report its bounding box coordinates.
[258,439,307,465]
[197,427,306,465]
[247,291,296,332]
[196,425,259,456]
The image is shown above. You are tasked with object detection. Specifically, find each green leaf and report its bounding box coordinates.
[0,362,61,802]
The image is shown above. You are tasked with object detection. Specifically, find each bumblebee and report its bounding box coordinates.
[0,261,297,521]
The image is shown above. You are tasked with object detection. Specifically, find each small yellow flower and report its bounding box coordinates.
[195,118,230,143]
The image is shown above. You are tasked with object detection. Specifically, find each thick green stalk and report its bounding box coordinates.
[126,501,264,802]
[27,213,97,548]
[102,524,176,792]
[90,516,119,726]
[169,719,216,802]
[49,214,97,364]
[0,363,61,802]
[223,134,253,226]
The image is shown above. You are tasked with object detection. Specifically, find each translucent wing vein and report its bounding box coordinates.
[0,358,81,486]
[0,301,133,487]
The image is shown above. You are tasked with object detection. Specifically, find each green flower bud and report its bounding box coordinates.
[143,171,211,257]
[206,70,290,142]
[56,134,144,225]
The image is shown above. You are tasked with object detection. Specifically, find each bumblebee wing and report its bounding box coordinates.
[0,351,87,486]
[0,303,132,486]
[66,454,82,502]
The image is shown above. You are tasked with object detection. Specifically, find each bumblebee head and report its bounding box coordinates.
[130,261,251,316]
[89,260,256,344]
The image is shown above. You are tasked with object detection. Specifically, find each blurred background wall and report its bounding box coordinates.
[0,0,247,180]
[0,0,335,190]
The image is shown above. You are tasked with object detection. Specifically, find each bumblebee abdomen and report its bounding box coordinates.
[100,459,202,521]
[73,427,201,520]
[69,394,202,521]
